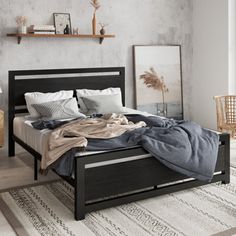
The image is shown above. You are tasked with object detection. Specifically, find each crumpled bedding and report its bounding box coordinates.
[39,113,146,170]
[127,119,219,181]
[33,114,219,182]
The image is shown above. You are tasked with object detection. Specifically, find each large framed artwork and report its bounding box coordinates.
[133,45,183,120]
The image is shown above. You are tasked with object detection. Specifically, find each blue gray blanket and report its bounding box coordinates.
[33,115,219,182]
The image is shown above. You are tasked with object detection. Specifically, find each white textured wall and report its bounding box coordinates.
[0,0,193,151]
[191,0,229,129]
[229,0,236,94]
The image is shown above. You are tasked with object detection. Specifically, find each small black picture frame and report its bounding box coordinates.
[53,13,72,34]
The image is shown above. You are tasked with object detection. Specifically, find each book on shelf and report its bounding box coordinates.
[29,31,56,35]
[29,25,55,31]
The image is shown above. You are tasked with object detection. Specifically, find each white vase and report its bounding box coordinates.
[18,26,27,34]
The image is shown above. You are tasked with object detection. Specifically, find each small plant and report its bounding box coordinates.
[140,67,169,109]
[98,23,108,29]
[90,0,101,13]
[99,23,108,30]
[15,16,27,26]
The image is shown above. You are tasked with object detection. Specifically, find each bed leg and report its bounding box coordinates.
[222,176,230,184]
[221,133,230,185]
[222,170,230,184]
[74,158,85,221]
[8,138,15,157]
[34,156,38,181]
[8,103,16,157]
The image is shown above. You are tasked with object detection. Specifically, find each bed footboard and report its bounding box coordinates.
[74,133,230,221]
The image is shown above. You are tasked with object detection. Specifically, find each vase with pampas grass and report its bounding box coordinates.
[16,16,27,34]
[90,0,100,35]
[140,67,169,116]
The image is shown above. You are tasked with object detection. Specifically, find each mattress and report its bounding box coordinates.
[13,107,153,156]
[14,116,50,154]
[13,108,220,174]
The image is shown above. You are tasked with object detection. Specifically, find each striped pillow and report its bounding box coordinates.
[25,90,74,118]
[32,98,86,120]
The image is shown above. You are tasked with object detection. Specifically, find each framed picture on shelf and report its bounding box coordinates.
[53,13,71,34]
[133,45,183,120]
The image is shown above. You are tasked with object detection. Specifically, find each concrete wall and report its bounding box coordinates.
[191,0,229,129]
[0,0,193,152]
[229,0,236,94]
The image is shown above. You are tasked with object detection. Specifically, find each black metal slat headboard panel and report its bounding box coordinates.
[8,67,125,155]
[9,67,125,111]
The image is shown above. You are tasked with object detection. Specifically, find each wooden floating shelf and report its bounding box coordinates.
[7,33,115,44]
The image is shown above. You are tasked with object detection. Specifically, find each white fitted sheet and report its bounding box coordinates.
[13,107,155,156]
[13,108,219,156]
[14,117,118,157]
[14,116,50,154]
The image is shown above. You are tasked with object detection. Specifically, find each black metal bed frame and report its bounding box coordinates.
[8,67,230,221]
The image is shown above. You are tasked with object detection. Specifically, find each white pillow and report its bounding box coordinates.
[25,90,73,118]
[81,94,124,115]
[76,87,122,113]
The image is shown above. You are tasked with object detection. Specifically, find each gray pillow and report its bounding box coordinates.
[32,98,86,120]
[81,94,124,115]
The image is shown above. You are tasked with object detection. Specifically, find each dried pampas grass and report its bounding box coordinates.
[90,0,101,12]
[140,67,169,105]
[15,16,27,26]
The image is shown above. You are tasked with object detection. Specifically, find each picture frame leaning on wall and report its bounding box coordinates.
[133,45,183,120]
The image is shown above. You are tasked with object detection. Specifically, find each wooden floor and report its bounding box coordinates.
[0,146,59,192]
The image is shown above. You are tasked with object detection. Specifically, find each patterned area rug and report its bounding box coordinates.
[1,169,236,236]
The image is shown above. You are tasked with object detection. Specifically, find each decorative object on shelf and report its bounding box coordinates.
[63,24,70,34]
[134,45,183,120]
[73,28,79,35]
[16,16,27,34]
[28,25,55,34]
[140,67,169,116]
[53,13,71,34]
[90,0,101,35]
[99,23,108,44]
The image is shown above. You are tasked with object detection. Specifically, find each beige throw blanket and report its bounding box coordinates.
[41,113,146,170]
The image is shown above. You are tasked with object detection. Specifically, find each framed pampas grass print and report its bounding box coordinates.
[133,45,183,120]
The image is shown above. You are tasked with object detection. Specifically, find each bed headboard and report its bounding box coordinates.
[8,67,125,156]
